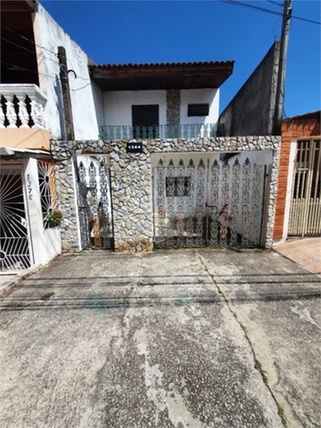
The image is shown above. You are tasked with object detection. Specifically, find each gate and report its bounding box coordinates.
[74,155,113,250]
[153,154,268,248]
[288,139,321,236]
[0,167,31,271]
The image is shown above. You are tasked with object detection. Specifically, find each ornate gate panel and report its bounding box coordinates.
[153,154,266,248]
[74,155,113,250]
[0,167,31,271]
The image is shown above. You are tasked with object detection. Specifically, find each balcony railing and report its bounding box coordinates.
[99,123,222,140]
[0,84,47,129]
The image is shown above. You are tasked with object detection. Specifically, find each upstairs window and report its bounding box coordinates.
[187,103,209,117]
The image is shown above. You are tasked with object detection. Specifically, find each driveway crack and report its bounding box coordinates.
[195,250,289,427]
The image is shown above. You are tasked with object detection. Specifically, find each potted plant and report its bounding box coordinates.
[44,209,63,228]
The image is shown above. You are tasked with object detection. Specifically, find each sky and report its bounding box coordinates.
[40,0,321,118]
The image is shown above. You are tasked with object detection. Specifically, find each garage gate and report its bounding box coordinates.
[152,153,270,249]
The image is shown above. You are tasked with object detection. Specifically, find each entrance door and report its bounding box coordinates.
[74,155,114,250]
[288,139,321,236]
[152,153,268,248]
[132,105,159,139]
[0,167,31,271]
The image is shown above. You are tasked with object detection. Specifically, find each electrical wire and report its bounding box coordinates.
[1,37,61,67]
[1,25,90,81]
[218,0,321,25]
[1,25,58,58]
[1,61,58,81]
[1,37,39,55]
[70,83,92,92]
[266,0,283,8]
[2,60,92,91]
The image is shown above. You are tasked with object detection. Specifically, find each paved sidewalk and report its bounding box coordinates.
[1,238,320,299]
[274,237,321,276]
[0,264,41,298]
[0,249,320,428]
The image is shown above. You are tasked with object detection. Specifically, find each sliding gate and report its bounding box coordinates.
[153,154,268,248]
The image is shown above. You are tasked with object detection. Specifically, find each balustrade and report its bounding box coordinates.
[0,84,47,129]
[100,123,223,140]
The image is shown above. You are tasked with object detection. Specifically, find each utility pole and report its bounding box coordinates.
[274,0,292,134]
[57,46,75,140]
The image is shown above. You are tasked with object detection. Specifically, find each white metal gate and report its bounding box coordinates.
[153,153,268,248]
[0,167,31,271]
[288,139,321,236]
[74,155,113,250]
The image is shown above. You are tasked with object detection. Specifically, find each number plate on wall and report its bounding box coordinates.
[127,142,143,153]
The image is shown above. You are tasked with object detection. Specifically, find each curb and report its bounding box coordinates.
[0,265,42,299]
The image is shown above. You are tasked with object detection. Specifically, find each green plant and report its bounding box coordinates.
[44,209,63,228]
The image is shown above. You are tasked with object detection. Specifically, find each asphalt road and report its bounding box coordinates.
[0,249,320,428]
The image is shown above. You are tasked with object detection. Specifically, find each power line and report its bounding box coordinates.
[1,61,57,81]
[70,83,92,92]
[1,25,90,81]
[2,60,92,93]
[218,0,321,25]
[1,37,39,55]
[266,0,283,8]
[218,1,281,17]
[292,14,321,26]
[1,36,61,66]
[1,25,58,58]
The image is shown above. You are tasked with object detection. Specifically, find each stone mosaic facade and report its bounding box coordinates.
[166,90,181,127]
[51,136,280,252]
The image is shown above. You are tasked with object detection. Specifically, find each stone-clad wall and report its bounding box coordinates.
[51,136,280,252]
[166,90,181,126]
[109,142,153,252]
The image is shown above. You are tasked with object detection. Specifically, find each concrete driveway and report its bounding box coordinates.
[0,249,320,428]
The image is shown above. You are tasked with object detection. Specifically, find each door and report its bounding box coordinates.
[152,153,267,248]
[0,166,31,271]
[288,139,321,236]
[74,155,114,250]
[132,105,159,139]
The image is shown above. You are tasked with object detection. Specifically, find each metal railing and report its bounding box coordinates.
[99,123,222,140]
[0,84,47,129]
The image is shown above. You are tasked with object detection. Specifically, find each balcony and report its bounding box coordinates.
[0,84,47,129]
[99,123,223,140]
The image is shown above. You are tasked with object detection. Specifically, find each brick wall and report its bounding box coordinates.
[273,113,320,240]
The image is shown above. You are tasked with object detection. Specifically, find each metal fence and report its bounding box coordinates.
[100,123,222,140]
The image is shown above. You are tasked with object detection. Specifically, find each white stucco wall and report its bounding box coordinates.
[33,4,102,140]
[103,88,219,127]
[103,91,167,126]
[180,89,219,125]
[23,158,62,266]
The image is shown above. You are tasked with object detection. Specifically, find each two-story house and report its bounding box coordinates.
[51,60,280,254]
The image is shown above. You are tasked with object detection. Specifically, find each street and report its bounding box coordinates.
[0,249,320,428]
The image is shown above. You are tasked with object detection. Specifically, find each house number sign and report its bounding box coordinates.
[26,174,33,200]
[127,142,143,154]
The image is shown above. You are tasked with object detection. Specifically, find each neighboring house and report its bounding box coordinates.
[274,111,321,242]
[0,0,99,272]
[218,42,321,244]
[218,42,280,137]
